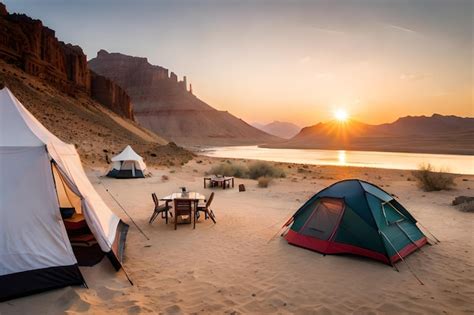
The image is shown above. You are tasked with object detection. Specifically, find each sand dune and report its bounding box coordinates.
[1,158,472,314]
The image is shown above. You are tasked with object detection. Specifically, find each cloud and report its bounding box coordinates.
[312,26,345,35]
[385,24,417,34]
[400,73,431,81]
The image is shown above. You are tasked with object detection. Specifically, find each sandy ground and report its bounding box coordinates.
[0,157,473,314]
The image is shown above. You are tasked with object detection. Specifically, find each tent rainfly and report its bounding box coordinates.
[107,145,146,178]
[284,179,427,265]
[0,87,128,301]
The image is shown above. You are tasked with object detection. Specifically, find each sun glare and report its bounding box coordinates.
[334,109,349,122]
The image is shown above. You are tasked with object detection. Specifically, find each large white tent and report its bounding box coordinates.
[0,87,128,301]
[107,145,147,178]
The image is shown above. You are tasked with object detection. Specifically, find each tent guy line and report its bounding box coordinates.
[99,180,150,241]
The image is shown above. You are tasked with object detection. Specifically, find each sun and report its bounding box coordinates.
[334,109,349,122]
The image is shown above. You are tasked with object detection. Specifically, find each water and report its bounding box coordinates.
[200,146,474,175]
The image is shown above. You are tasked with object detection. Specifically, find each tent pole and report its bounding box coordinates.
[380,231,424,285]
[395,222,424,252]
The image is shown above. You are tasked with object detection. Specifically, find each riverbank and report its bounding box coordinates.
[199,146,474,175]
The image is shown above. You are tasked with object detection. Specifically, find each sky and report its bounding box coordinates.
[5,0,473,127]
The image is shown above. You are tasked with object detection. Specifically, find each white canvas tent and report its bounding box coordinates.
[107,145,146,178]
[0,87,128,301]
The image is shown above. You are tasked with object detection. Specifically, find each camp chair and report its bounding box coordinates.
[196,192,216,224]
[173,199,194,230]
[149,193,172,224]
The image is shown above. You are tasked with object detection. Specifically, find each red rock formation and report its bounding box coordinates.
[0,3,134,120]
[90,71,134,119]
[89,50,279,145]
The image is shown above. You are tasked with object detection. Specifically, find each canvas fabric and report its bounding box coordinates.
[0,87,124,273]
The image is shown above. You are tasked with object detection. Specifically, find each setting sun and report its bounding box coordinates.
[334,109,349,122]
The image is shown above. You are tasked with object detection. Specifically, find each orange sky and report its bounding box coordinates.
[7,0,473,127]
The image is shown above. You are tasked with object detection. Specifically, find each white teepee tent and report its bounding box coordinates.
[107,145,147,178]
[0,87,128,301]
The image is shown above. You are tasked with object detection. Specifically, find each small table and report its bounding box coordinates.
[160,192,206,224]
[204,176,234,189]
[160,192,206,203]
[160,191,206,214]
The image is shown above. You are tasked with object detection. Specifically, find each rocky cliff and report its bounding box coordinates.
[89,50,279,146]
[0,3,133,120]
[90,71,134,119]
[0,59,194,167]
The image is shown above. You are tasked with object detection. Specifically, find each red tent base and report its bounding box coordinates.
[285,229,427,265]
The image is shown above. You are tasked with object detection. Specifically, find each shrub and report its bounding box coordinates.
[257,176,272,188]
[459,201,474,212]
[452,196,474,205]
[161,175,169,181]
[248,161,285,180]
[412,163,456,191]
[208,162,248,178]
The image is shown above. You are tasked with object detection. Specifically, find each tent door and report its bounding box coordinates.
[300,198,345,240]
[51,164,104,266]
[132,162,136,177]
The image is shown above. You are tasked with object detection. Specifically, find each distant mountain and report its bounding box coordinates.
[89,51,279,146]
[252,121,301,139]
[265,114,474,155]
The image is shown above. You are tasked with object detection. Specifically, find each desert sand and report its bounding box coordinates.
[0,157,473,314]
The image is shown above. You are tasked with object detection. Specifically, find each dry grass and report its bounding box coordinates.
[248,161,285,180]
[208,162,248,178]
[412,163,456,191]
[257,177,272,188]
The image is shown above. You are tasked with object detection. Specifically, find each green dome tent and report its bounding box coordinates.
[284,179,428,265]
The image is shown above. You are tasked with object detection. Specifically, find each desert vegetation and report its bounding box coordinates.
[412,163,456,191]
[208,160,285,180]
[452,196,474,212]
[257,177,272,188]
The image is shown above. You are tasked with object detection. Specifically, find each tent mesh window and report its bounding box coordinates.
[300,199,344,240]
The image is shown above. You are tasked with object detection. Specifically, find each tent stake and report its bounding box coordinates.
[280,224,291,237]
[100,181,150,241]
[122,265,134,286]
[381,231,424,285]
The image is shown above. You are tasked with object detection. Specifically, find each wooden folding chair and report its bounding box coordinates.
[196,192,216,224]
[173,198,194,230]
[149,193,172,224]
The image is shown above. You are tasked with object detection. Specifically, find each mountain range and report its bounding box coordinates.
[89,51,278,146]
[252,121,301,139]
[265,115,474,155]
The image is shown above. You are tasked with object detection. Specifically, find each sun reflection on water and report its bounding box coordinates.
[338,150,347,165]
